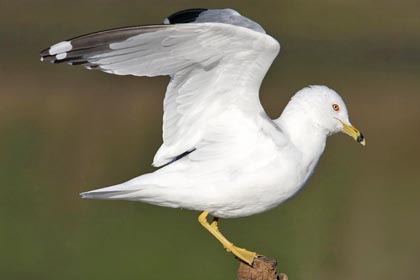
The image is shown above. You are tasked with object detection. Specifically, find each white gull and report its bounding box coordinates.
[40,8,365,265]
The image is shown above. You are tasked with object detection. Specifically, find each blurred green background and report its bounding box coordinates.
[1,0,419,279]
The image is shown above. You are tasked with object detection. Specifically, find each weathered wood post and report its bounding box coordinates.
[237,256,288,280]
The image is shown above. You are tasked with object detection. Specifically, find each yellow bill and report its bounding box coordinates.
[338,119,365,146]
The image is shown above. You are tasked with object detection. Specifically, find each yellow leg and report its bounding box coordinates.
[198,211,258,265]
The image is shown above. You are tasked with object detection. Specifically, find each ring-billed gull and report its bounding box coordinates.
[40,8,365,265]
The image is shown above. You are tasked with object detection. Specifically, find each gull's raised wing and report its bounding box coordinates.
[40,9,280,167]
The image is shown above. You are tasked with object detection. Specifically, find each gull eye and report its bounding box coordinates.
[332,103,340,112]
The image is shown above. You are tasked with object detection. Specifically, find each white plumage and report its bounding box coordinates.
[40,8,365,219]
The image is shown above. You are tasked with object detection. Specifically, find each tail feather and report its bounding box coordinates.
[80,190,140,200]
[79,172,189,209]
[80,183,143,200]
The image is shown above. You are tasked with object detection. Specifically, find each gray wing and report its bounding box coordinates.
[40,9,279,167]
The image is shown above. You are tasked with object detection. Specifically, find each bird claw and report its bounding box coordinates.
[229,245,258,266]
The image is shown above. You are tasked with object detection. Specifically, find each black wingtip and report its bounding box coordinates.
[166,8,208,24]
[40,47,52,62]
[40,54,53,63]
[40,47,50,57]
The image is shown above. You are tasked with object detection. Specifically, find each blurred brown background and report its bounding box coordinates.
[0,0,419,279]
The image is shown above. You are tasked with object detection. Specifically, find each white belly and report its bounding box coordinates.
[159,141,314,218]
[207,153,310,218]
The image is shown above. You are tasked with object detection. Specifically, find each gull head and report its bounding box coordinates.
[290,85,365,146]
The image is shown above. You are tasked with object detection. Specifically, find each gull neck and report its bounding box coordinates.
[275,105,327,170]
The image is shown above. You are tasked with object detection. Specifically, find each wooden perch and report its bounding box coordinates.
[237,256,288,280]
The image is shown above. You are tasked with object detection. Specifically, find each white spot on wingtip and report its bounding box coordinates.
[49,41,72,55]
[55,53,67,60]
[163,18,170,24]
[40,57,44,62]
